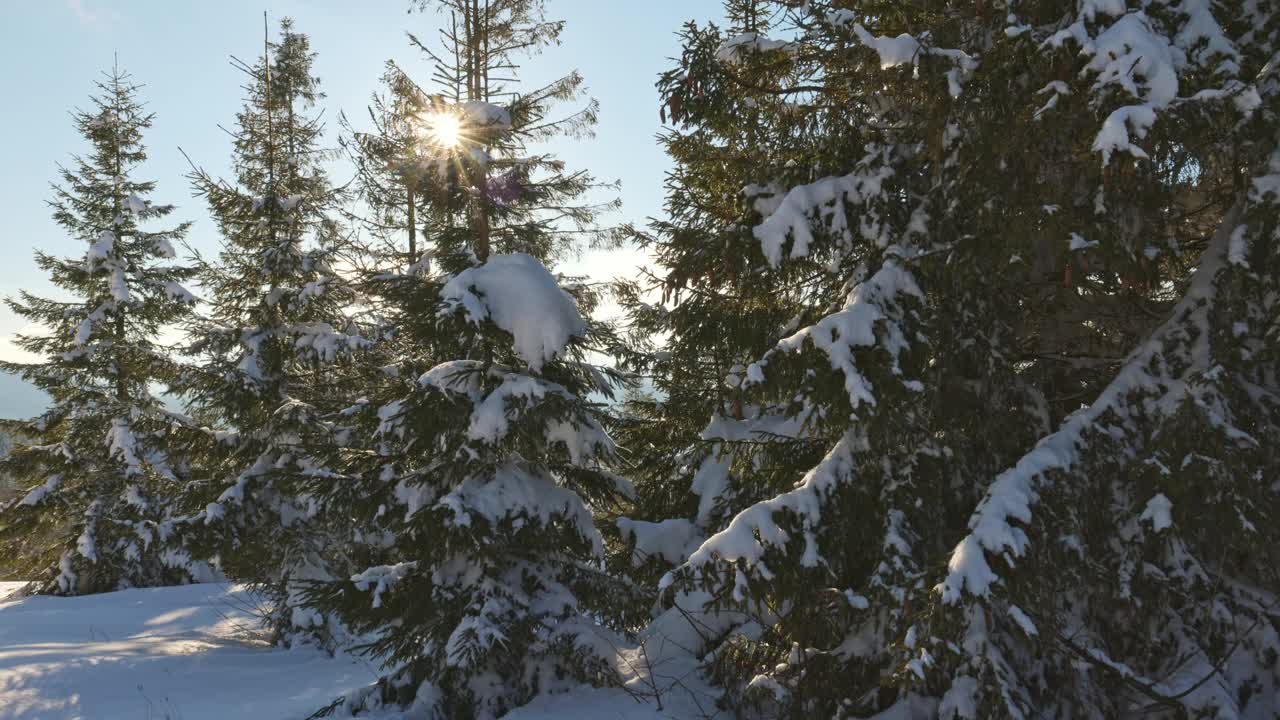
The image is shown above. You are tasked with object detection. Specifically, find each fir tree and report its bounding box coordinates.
[298,2,641,716]
[613,0,827,592]
[331,65,449,436]
[339,63,436,274]
[332,0,627,474]
[0,64,202,595]
[636,1,1280,718]
[175,17,367,642]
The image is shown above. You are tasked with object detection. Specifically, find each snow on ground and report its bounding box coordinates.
[0,583,379,720]
[0,583,726,720]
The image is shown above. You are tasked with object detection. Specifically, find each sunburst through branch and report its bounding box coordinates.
[419,110,463,149]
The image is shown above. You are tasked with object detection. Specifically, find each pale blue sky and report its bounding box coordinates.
[0,0,721,417]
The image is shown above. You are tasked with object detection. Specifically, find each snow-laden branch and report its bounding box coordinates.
[745,261,923,408]
[941,202,1242,603]
[441,253,585,371]
[1042,1,1255,166]
[660,259,925,597]
[660,432,863,599]
[825,13,977,96]
[751,153,895,267]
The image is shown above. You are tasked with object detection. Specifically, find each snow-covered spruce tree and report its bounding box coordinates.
[331,64,454,445]
[612,0,839,594]
[642,1,1280,717]
[174,18,367,642]
[297,2,641,717]
[331,0,627,471]
[0,65,202,594]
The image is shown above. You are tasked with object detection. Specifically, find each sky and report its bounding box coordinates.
[0,0,723,418]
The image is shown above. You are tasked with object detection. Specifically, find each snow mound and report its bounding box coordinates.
[461,100,512,130]
[1085,12,1181,165]
[121,195,148,214]
[1140,493,1174,532]
[86,231,114,264]
[616,518,702,567]
[715,32,793,63]
[441,253,586,371]
[851,24,921,68]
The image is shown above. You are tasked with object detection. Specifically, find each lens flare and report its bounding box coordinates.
[421,111,463,149]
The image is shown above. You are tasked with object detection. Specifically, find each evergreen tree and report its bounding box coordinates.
[339,63,436,274]
[175,18,366,642]
[637,1,1280,718]
[331,65,448,443]
[299,2,642,716]
[417,0,626,262]
[0,65,202,595]
[613,0,827,592]
[332,0,627,478]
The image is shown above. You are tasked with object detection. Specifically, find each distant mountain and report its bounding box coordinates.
[0,373,47,420]
[0,373,185,420]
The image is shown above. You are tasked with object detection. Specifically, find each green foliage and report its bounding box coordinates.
[625,1,1280,717]
[0,65,201,594]
[4,3,1278,719]
[171,17,367,643]
[292,2,643,716]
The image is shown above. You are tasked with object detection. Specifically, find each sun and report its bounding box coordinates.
[421,111,463,149]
